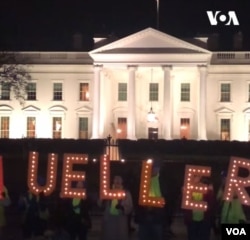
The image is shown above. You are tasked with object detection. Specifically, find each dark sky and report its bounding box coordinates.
[0,0,249,50]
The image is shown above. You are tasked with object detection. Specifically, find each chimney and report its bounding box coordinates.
[207,33,219,51]
[233,31,243,50]
[72,32,83,50]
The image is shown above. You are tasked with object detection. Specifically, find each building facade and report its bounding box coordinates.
[1,28,250,141]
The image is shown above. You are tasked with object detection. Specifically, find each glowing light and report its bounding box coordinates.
[181,165,211,211]
[223,156,250,206]
[60,154,88,199]
[27,152,58,196]
[116,129,122,134]
[138,160,165,208]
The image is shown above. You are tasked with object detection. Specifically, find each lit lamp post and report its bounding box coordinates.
[156,0,159,30]
[106,134,112,156]
[116,128,122,140]
[147,107,156,122]
[147,68,157,123]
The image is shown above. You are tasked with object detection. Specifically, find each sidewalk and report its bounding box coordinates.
[88,215,219,240]
[3,214,219,240]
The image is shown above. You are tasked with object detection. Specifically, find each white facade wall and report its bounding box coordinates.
[2,28,250,141]
[1,64,94,139]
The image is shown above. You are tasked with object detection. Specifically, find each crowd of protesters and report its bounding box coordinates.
[0,164,248,240]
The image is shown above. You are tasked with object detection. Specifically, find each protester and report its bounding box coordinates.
[36,192,50,237]
[100,175,133,240]
[216,171,247,224]
[183,176,215,240]
[122,172,136,236]
[44,197,71,240]
[0,186,11,239]
[67,181,92,240]
[18,190,40,239]
[135,161,166,240]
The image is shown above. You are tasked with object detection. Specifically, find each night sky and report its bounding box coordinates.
[0,0,249,50]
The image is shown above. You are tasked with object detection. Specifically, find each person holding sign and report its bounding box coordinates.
[99,175,133,240]
[183,176,215,240]
[217,171,247,224]
[135,161,166,240]
[0,186,10,238]
[19,190,40,239]
[66,181,92,240]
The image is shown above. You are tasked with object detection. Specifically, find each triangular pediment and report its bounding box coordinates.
[215,107,234,114]
[90,28,210,55]
[75,106,92,113]
[243,107,250,113]
[49,105,67,112]
[22,105,40,112]
[0,105,13,112]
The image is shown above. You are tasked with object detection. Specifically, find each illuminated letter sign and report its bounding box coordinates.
[27,151,58,196]
[60,154,88,199]
[223,156,250,206]
[181,165,211,210]
[99,155,125,200]
[139,159,165,208]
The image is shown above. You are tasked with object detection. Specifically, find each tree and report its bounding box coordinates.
[0,52,31,104]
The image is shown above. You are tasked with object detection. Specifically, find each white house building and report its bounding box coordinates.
[1,27,250,141]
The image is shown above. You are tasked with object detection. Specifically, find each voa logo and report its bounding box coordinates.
[226,228,247,236]
[206,11,239,26]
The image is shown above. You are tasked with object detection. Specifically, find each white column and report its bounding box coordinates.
[127,65,137,140]
[91,65,102,139]
[198,65,207,140]
[162,65,172,139]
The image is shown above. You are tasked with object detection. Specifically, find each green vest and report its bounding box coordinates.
[110,199,119,215]
[221,198,246,224]
[192,192,204,221]
[72,198,81,215]
[149,175,162,197]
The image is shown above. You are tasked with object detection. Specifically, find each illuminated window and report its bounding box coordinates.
[117,118,127,139]
[79,117,88,139]
[27,83,36,100]
[79,83,89,101]
[0,117,9,138]
[0,84,10,100]
[149,83,158,101]
[53,83,63,101]
[53,117,62,139]
[180,118,190,139]
[148,127,158,140]
[221,83,231,102]
[221,119,230,140]
[118,83,127,101]
[27,117,36,138]
[181,83,190,102]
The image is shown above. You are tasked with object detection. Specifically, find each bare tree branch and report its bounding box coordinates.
[0,52,31,104]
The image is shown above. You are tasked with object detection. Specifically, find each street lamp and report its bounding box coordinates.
[156,0,159,30]
[147,107,156,122]
[106,134,112,156]
[147,68,157,122]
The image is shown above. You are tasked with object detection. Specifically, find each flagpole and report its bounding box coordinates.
[156,0,159,29]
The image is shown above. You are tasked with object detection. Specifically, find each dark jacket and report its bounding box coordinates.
[134,173,167,225]
[67,198,92,230]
